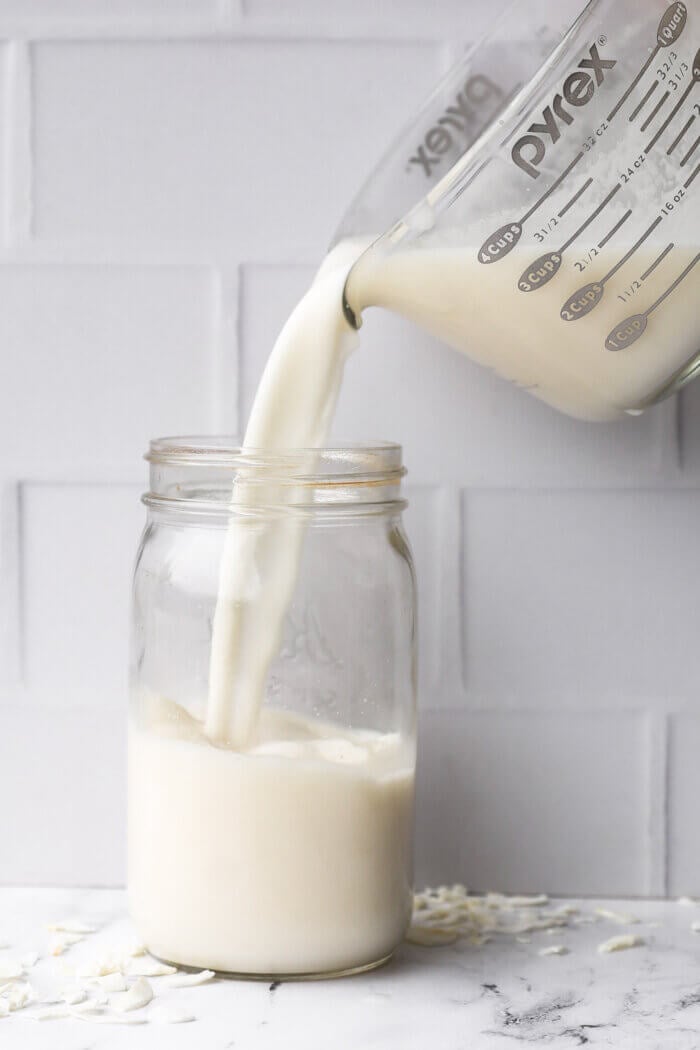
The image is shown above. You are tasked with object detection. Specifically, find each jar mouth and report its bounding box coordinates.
[146,436,405,485]
[144,437,406,516]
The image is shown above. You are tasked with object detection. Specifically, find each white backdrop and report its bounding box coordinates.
[1,0,698,897]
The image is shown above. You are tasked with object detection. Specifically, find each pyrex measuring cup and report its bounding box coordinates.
[340,0,700,421]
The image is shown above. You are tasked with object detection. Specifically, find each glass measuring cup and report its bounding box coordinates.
[340,0,700,421]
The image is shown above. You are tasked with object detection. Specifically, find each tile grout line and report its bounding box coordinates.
[647,711,669,898]
[211,265,240,435]
[434,486,463,701]
[0,482,22,690]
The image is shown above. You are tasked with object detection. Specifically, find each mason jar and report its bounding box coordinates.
[128,437,417,979]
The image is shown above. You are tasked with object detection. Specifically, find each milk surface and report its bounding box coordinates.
[129,695,415,975]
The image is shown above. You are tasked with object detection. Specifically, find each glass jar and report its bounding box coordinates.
[128,438,417,979]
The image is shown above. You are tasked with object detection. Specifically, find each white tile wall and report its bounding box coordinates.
[415,709,652,895]
[462,489,700,705]
[0,2,696,894]
[22,484,143,708]
[0,265,218,476]
[32,40,440,255]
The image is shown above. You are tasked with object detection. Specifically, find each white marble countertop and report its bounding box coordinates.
[2,888,700,1048]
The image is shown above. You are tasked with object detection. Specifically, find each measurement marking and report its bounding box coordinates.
[645,253,700,317]
[641,242,674,280]
[640,90,670,133]
[608,45,660,122]
[606,253,699,350]
[646,81,696,153]
[557,178,593,218]
[629,80,659,122]
[667,114,696,155]
[681,134,700,167]
[520,151,586,224]
[559,184,622,253]
[603,216,663,284]
[598,209,633,250]
[684,161,700,189]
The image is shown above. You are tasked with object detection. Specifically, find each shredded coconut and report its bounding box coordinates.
[165,969,215,988]
[47,919,97,934]
[409,885,569,942]
[406,926,459,946]
[62,988,87,1006]
[126,957,177,977]
[595,908,640,925]
[94,972,128,992]
[32,1005,70,1021]
[70,999,104,1016]
[20,952,39,971]
[5,982,33,1011]
[75,956,123,979]
[111,977,153,1013]
[49,932,84,956]
[597,934,645,953]
[539,945,569,956]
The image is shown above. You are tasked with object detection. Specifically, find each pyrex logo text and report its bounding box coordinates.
[408,75,503,177]
[512,44,616,179]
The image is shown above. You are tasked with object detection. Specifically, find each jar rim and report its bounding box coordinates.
[146,436,405,484]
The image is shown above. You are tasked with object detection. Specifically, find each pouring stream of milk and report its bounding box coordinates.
[204,240,369,745]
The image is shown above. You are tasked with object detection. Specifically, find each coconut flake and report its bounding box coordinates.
[6,982,33,1011]
[95,972,128,992]
[70,999,104,1016]
[21,952,39,971]
[678,896,698,907]
[539,945,569,956]
[47,919,97,934]
[62,988,87,1005]
[126,957,177,977]
[150,1005,196,1024]
[597,934,645,954]
[595,908,640,925]
[112,977,153,1013]
[164,969,215,988]
[32,1005,70,1021]
[406,926,459,946]
[0,1000,9,1019]
[75,956,123,979]
[49,932,84,956]
[503,894,549,908]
